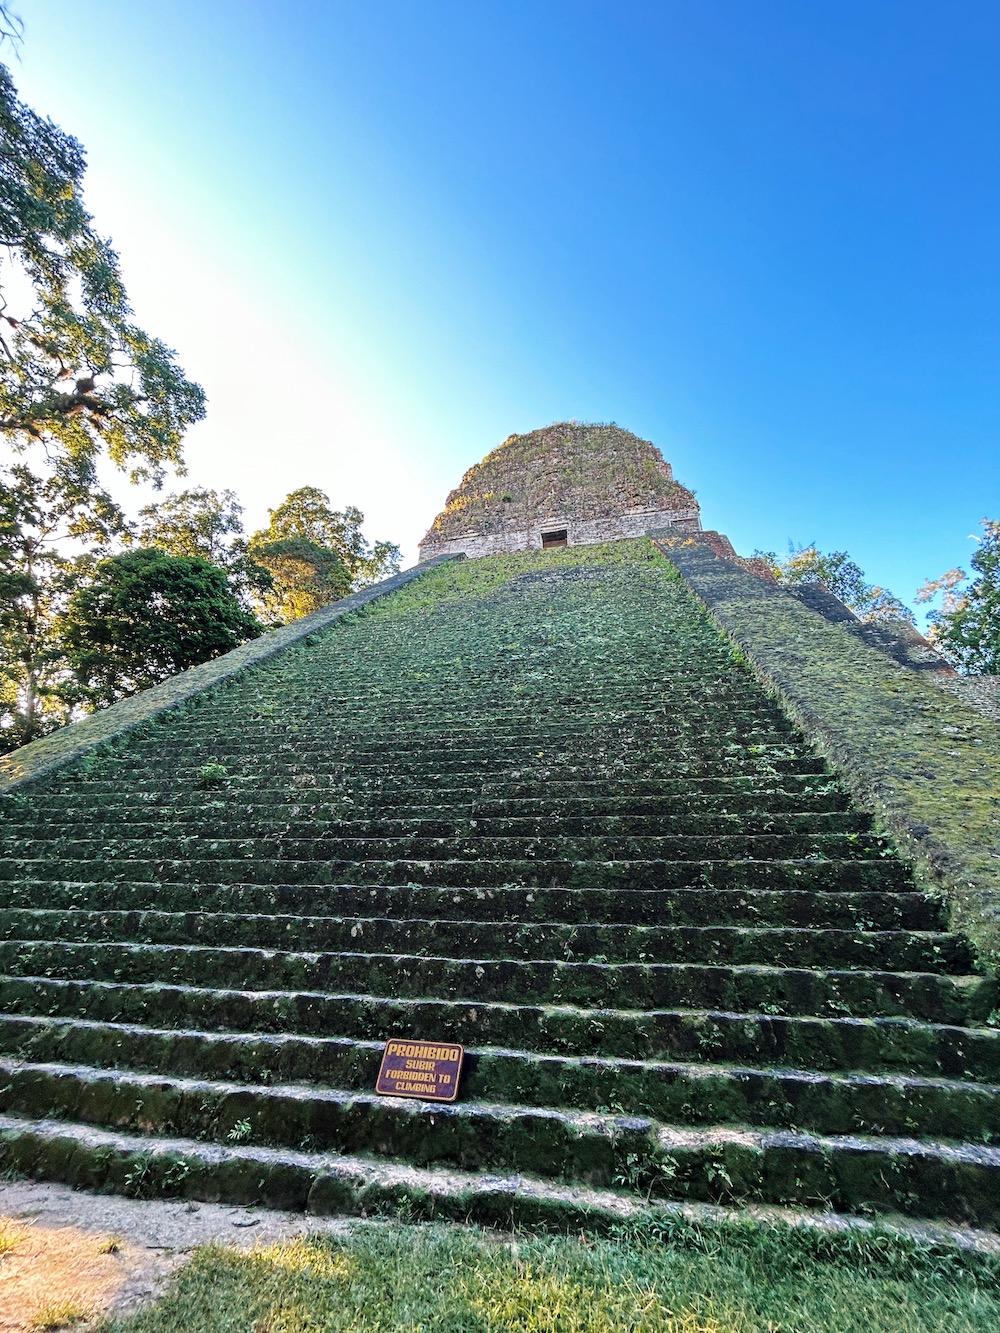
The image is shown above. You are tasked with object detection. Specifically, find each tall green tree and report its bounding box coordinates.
[0,62,205,482]
[0,461,124,750]
[249,487,400,623]
[248,536,350,623]
[754,544,914,624]
[916,519,1000,674]
[63,549,262,707]
[0,49,204,746]
[135,486,271,610]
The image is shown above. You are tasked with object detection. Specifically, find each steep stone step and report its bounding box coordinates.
[0,811,877,843]
[168,690,792,718]
[3,1111,998,1231]
[0,790,862,829]
[0,942,985,1019]
[0,833,896,866]
[0,883,946,930]
[35,753,831,786]
[1,1019,997,1141]
[9,773,850,815]
[0,858,918,892]
[131,715,806,748]
[3,980,996,1079]
[0,1068,997,1225]
[0,913,970,972]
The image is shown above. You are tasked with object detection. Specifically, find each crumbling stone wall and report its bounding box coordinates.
[419,422,701,560]
[420,506,701,560]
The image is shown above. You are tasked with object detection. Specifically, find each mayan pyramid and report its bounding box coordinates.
[0,425,998,1235]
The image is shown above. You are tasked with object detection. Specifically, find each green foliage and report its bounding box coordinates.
[249,486,400,622]
[195,762,229,789]
[0,461,125,750]
[916,519,1000,674]
[135,486,272,610]
[754,544,914,623]
[0,62,205,482]
[250,535,350,622]
[62,549,262,706]
[100,1220,1000,1333]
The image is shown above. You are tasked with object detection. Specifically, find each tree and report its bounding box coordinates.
[0,49,205,747]
[754,544,914,624]
[0,62,205,483]
[135,486,272,610]
[248,487,400,623]
[916,519,1000,674]
[248,537,350,623]
[0,460,125,750]
[63,549,263,707]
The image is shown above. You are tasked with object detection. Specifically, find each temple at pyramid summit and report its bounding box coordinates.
[419,422,702,559]
[0,421,999,1236]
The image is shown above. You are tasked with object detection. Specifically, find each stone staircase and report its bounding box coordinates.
[0,544,997,1230]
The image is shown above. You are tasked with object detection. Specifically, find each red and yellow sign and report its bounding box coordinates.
[376,1039,464,1102]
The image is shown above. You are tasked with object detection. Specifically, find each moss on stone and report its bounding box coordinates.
[423,423,698,543]
[658,535,1000,975]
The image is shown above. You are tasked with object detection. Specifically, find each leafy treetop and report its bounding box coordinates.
[0,61,205,485]
[135,486,272,610]
[249,487,400,622]
[754,544,914,624]
[63,548,262,707]
[917,519,1000,675]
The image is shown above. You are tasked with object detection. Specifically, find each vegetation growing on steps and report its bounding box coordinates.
[0,540,997,1229]
[0,558,454,796]
[657,535,1000,975]
[101,1219,1000,1333]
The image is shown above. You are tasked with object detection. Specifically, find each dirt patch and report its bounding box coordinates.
[0,1180,352,1329]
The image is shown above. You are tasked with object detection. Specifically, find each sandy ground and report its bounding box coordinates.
[0,1180,354,1331]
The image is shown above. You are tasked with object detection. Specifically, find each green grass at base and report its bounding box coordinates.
[100,1216,1000,1333]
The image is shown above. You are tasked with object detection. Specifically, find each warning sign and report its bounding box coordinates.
[376,1039,464,1102]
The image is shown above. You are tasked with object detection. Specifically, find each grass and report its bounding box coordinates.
[0,1219,21,1255]
[366,538,674,614]
[98,1216,1000,1333]
[29,1301,91,1331]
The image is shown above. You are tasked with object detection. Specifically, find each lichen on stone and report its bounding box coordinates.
[423,423,699,544]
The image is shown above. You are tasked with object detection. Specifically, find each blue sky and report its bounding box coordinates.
[9,0,999,603]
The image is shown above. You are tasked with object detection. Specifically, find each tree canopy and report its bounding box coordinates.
[249,536,351,622]
[0,460,125,747]
[917,519,1000,674]
[249,487,400,622]
[0,62,205,483]
[754,544,914,624]
[135,486,272,610]
[63,549,262,706]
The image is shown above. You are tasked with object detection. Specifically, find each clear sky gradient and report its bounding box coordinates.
[10,1,999,604]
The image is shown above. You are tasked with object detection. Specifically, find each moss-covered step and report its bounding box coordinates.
[0,811,877,844]
[0,882,946,930]
[0,785,862,825]
[7,772,852,818]
[2,982,997,1079]
[0,857,917,892]
[0,910,971,972]
[1,1067,999,1225]
[0,939,988,1020]
[1,1019,997,1141]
